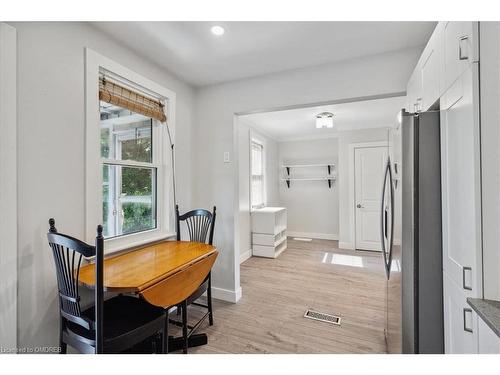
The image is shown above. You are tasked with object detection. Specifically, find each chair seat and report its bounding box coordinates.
[66,295,164,350]
[187,277,209,305]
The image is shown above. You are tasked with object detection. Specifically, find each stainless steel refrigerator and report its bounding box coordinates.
[384,109,444,354]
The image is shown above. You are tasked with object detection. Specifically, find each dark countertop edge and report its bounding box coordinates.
[467,297,500,338]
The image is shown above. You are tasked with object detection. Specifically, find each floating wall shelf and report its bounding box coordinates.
[282,163,336,188]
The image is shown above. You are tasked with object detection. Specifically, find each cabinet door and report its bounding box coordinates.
[440,65,482,297]
[478,318,500,353]
[421,30,441,110]
[406,69,422,113]
[443,273,479,353]
[443,22,478,92]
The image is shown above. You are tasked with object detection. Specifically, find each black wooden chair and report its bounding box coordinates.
[47,218,166,354]
[171,205,216,353]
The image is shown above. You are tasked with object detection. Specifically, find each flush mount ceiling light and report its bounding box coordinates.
[210,25,225,36]
[316,112,334,128]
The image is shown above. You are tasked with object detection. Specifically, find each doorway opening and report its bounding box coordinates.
[201,94,406,353]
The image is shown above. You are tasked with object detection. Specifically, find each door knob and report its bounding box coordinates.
[357,204,363,208]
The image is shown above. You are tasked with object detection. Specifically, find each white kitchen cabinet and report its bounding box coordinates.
[443,273,479,353]
[420,26,442,110]
[440,65,482,299]
[478,318,500,353]
[406,22,441,112]
[443,22,479,94]
[406,68,422,112]
[405,21,484,355]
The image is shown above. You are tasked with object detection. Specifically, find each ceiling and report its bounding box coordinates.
[92,21,436,87]
[240,96,406,142]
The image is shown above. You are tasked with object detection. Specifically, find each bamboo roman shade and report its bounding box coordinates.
[99,77,167,122]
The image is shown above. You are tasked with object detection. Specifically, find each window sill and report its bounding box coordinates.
[104,231,177,256]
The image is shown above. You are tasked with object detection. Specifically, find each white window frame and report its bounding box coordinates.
[85,48,176,253]
[250,139,266,210]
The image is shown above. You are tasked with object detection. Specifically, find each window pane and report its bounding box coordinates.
[251,143,263,175]
[102,165,157,238]
[251,142,264,208]
[100,101,152,163]
[252,177,263,207]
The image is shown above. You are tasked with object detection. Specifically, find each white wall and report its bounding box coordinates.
[337,128,391,249]
[238,122,279,262]
[10,22,195,349]
[192,47,422,300]
[0,23,17,351]
[278,137,339,239]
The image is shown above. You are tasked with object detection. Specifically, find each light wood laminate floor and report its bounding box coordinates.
[176,238,387,354]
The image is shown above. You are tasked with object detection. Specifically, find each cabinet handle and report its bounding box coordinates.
[462,266,472,291]
[459,36,469,61]
[463,308,473,333]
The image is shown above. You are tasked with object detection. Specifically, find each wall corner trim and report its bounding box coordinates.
[211,286,242,304]
[338,241,355,250]
[240,249,252,264]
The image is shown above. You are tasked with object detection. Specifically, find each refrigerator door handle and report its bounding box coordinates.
[380,158,391,277]
[387,158,395,270]
[385,209,388,239]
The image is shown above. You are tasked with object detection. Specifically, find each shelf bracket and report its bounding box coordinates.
[286,167,290,176]
[286,179,290,188]
[327,165,331,175]
[328,179,332,188]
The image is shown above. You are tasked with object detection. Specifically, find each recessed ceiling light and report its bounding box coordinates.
[210,25,225,36]
[316,112,334,129]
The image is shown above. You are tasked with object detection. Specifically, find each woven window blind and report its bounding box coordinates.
[99,77,166,122]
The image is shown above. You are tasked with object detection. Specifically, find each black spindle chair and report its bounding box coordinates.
[172,205,216,353]
[47,218,166,354]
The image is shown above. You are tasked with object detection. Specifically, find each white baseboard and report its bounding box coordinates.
[240,249,252,264]
[287,231,338,241]
[338,241,355,250]
[211,286,242,303]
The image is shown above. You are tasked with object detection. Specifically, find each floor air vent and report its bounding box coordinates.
[303,309,341,325]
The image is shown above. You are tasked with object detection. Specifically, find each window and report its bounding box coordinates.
[86,49,176,252]
[251,141,265,209]
[100,104,157,238]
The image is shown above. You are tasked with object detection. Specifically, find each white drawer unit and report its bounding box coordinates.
[251,207,287,258]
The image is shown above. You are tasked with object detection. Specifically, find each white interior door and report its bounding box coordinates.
[355,146,387,251]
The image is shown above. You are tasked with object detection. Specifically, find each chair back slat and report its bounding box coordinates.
[176,205,216,245]
[48,238,90,320]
